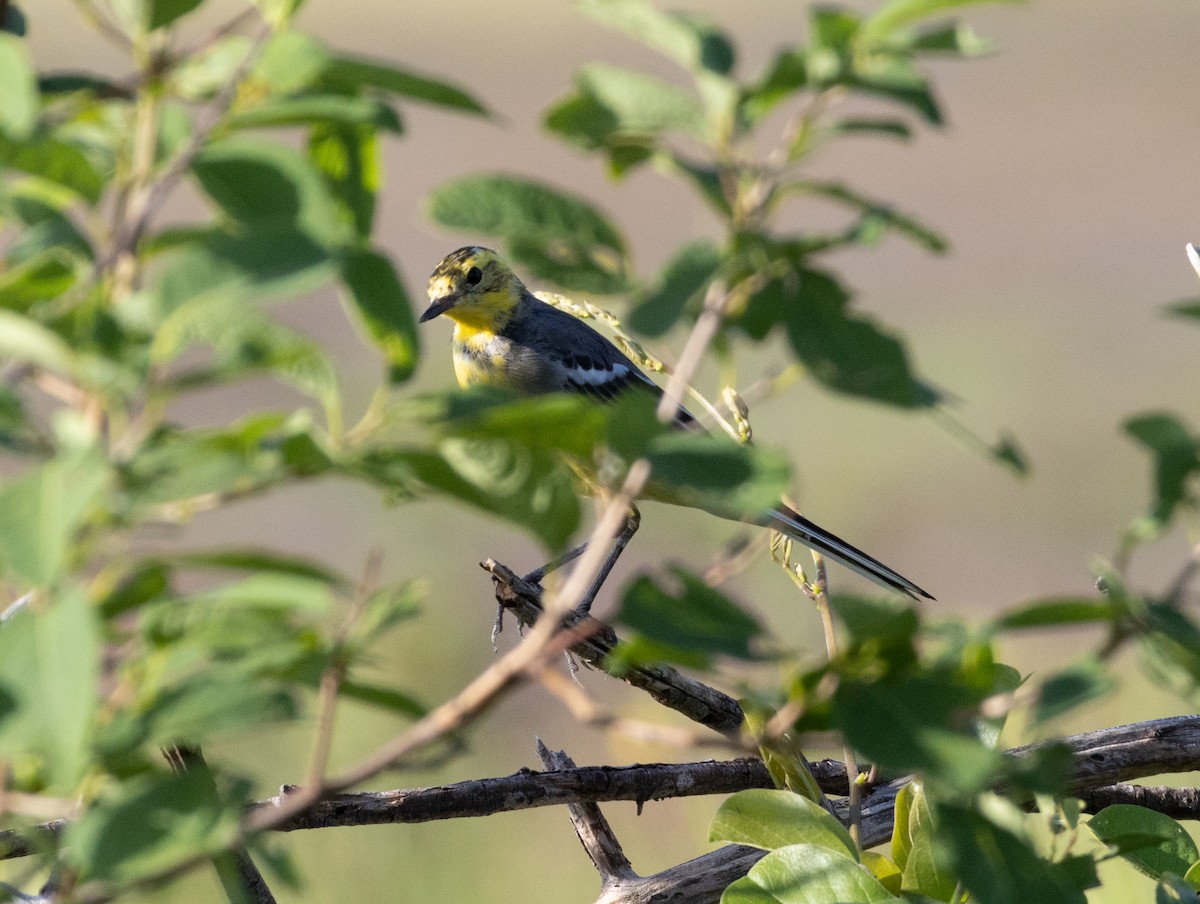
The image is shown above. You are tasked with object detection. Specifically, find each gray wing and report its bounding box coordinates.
[505,296,697,424]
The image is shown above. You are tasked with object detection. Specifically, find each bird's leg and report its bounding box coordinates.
[523,542,588,585]
[577,505,640,615]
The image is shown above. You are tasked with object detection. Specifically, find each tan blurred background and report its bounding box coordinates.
[18,0,1200,900]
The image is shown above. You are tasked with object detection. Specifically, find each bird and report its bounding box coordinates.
[418,246,933,601]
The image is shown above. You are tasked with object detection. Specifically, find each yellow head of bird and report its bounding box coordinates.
[420,247,522,330]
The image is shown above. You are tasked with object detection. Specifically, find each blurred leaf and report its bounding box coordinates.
[37,72,128,96]
[616,566,762,667]
[0,452,107,584]
[0,586,99,792]
[830,118,912,140]
[192,139,351,248]
[834,675,1002,793]
[1166,299,1200,321]
[742,48,807,125]
[890,782,916,870]
[1032,658,1113,724]
[252,31,331,95]
[339,680,425,719]
[230,94,401,132]
[4,194,93,263]
[151,291,339,404]
[0,134,105,204]
[310,122,380,239]
[65,769,241,883]
[411,389,608,460]
[347,581,422,648]
[850,53,941,124]
[546,63,705,152]
[0,310,74,374]
[352,441,580,551]
[577,0,734,75]
[169,548,348,588]
[710,790,857,860]
[862,0,1019,43]
[828,594,919,650]
[990,432,1029,475]
[788,182,947,252]
[1139,604,1200,702]
[995,598,1118,631]
[98,560,171,618]
[903,21,995,55]
[0,251,77,308]
[428,174,628,294]
[628,240,721,337]
[320,55,488,116]
[722,843,897,904]
[938,803,1089,904]
[154,225,334,314]
[1124,412,1200,526]
[2,4,26,35]
[142,673,297,743]
[147,0,204,29]
[1089,806,1200,881]
[339,247,419,384]
[0,34,36,138]
[119,419,291,507]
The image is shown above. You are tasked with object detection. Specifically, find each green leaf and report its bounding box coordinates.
[898,784,956,900]
[309,122,381,239]
[346,581,422,649]
[1166,298,1200,321]
[352,441,581,552]
[792,182,947,253]
[0,251,78,308]
[65,769,241,883]
[721,843,897,904]
[617,567,762,667]
[229,93,401,132]
[0,586,99,792]
[828,594,919,649]
[2,4,26,35]
[1125,412,1200,526]
[710,790,857,860]
[850,54,941,124]
[0,134,105,204]
[0,34,36,138]
[339,248,419,383]
[141,673,297,743]
[1089,805,1200,881]
[628,240,721,337]
[890,783,915,870]
[603,395,790,517]
[742,49,807,125]
[191,139,351,248]
[862,0,1020,43]
[251,31,331,95]
[995,598,1119,631]
[147,0,204,29]
[578,0,734,75]
[546,63,705,148]
[339,680,425,719]
[320,55,488,116]
[0,310,75,374]
[938,803,1088,904]
[778,269,928,407]
[427,174,628,294]
[0,452,108,584]
[4,194,93,263]
[834,676,1002,793]
[153,225,334,314]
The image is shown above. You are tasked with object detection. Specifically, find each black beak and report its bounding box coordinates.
[418,296,458,323]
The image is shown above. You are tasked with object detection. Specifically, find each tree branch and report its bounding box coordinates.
[485,559,746,734]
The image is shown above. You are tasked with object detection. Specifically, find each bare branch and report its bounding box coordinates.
[538,742,636,884]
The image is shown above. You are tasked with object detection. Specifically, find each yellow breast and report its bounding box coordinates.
[452,326,507,388]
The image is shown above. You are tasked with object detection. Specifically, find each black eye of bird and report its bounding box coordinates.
[466,266,483,286]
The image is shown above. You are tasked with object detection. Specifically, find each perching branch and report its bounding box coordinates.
[485,558,746,734]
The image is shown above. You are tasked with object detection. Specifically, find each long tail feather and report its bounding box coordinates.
[766,505,934,600]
